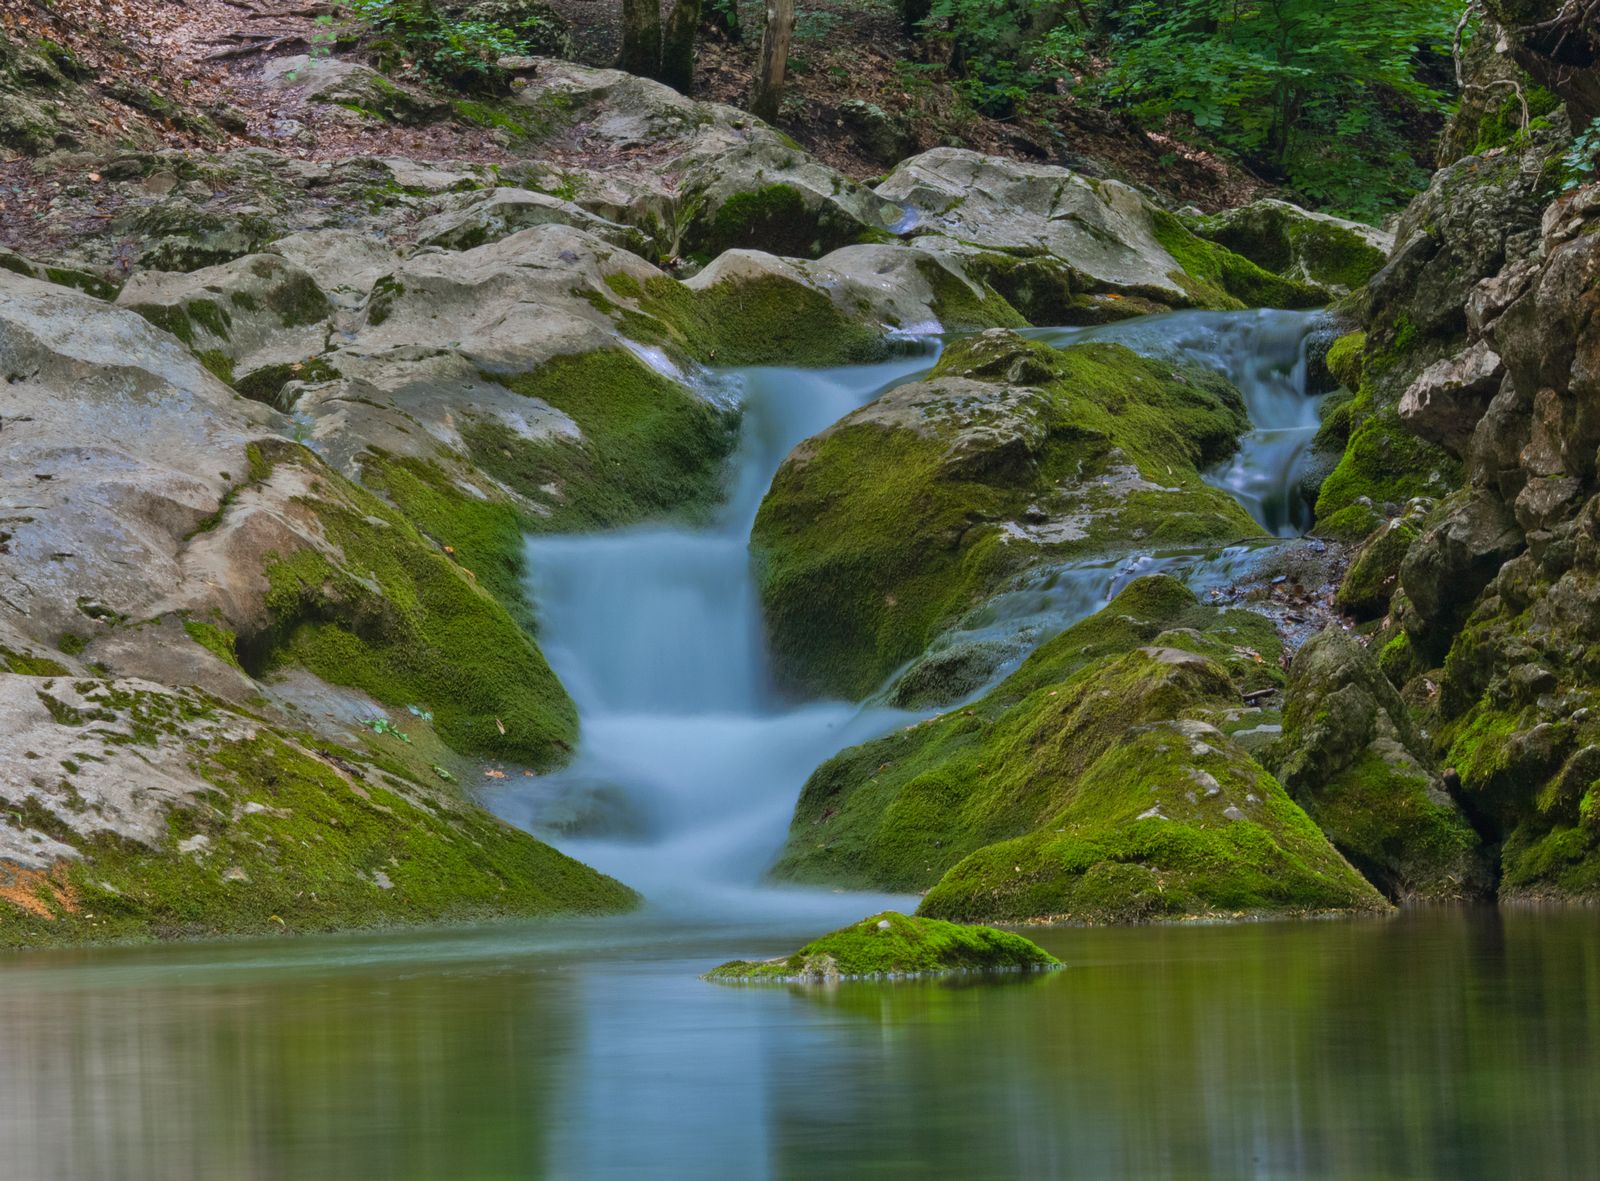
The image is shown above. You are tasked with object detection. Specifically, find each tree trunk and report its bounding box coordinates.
[749,0,793,122]
[621,0,663,78]
[661,0,702,92]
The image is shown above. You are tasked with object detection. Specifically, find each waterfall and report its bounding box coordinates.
[491,311,1330,915]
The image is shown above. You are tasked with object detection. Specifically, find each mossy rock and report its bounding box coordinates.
[1149,210,1328,310]
[1276,629,1488,902]
[1335,513,1424,619]
[605,269,886,368]
[704,911,1059,981]
[1183,200,1390,296]
[0,703,637,948]
[769,575,1378,925]
[470,347,741,533]
[752,330,1262,701]
[255,443,577,767]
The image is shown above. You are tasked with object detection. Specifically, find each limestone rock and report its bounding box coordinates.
[263,57,449,126]
[413,187,646,253]
[1398,340,1506,457]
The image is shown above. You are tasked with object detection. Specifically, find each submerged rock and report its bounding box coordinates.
[704,912,1059,982]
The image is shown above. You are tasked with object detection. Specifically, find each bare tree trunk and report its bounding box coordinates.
[621,0,663,78]
[660,0,702,92]
[749,0,792,122]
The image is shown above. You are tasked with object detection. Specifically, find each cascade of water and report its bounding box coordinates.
[492,355,938,920]
[493,311,1330,916]
[1027,309,1330,536]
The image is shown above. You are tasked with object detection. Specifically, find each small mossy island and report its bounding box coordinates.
[704,912,1060,982]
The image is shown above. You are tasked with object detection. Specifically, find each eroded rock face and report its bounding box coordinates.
[1398,340,1506,458]
[0,269,634,944]
[1325,175,1600,903]
[1276,630,1488,902]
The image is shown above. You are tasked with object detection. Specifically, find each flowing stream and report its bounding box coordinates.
[17,311,1585,1181]
[492,309,1330,909]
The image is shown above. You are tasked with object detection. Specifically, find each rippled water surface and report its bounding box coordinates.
[3,908,1598,1180]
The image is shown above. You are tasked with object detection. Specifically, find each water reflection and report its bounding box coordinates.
[1,909,1597,1180]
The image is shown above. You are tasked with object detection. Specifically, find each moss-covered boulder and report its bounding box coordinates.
[771,576,1385,922]
[704,912,1059,982]
[1334,503,1428,619]
[1275,630,1488,902]
[0,267,635,946]
[263,56,449,126]
[876,148,1325,313]
[503,59,900,261]
[752,330,1262,701]
[1184,199,1391,299]
[0,676,635,948]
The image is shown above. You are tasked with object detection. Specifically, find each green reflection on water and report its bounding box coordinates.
[1,908,1596,1180]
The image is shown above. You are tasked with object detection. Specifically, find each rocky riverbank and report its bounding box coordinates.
[2,3,1596,945]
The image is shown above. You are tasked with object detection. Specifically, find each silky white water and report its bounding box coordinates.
[493,354,935,921]
[493,311,1331,917]
[1029,308,1330,536]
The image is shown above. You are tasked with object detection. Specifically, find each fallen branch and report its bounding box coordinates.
[202,33,308,59]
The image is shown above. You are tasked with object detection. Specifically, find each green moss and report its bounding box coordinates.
[686,184,866,262]
[262,268,332,328]
[769,590,1380,922]
[770,576,1346,914]
[233,356,338,405]
[0,645,70,676]
[919,720,1383,923]
[1335,517,1421,619]
[1469,84,1561,155]
[360,452,533,621]
[129,302,195,345]
[197,349,235,385]
[705,911,1059,981]
[1150,211,1327,310]
[57,633,87,656]
[471,348,739,532]
[752,333,1261,700]
[918,259,1029,330]
[1324,331,1367,390]
[182,619,243,670]
[1314,400,1457,527]
[613,272,886,368]
[258,449,577,767]
[3,728,636,948]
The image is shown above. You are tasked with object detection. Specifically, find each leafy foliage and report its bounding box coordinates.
[917,0,1459,219]
[345,0,555,90]
[1562,116,1600,191]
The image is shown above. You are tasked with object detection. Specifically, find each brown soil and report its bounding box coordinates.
[2,0,1273,210]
